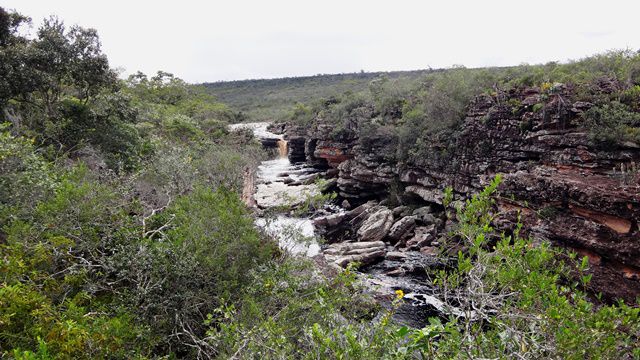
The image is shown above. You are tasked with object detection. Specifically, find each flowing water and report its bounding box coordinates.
[231,122,439,327]
[230,122,321,256]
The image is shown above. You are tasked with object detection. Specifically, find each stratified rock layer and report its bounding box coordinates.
[285,85,640,302]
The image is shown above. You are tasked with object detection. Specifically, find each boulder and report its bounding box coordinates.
[413,206,438,225]
[392,205,412,218]
[356,207,394,242]
[386,251,408,261]
[312,212,349,229]
[404,225,436,250]
[387,216,417,242]
[341,199,352,209]
[420,246,439,256]
[324,241,386,268]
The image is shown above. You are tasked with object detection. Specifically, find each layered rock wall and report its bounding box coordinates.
[283,86,640,301]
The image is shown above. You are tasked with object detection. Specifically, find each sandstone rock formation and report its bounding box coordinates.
[324,241,386,268]
[356,207,394,242]
[283,85,640,302]
[388,216,417,243]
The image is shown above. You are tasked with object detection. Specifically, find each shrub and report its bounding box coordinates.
[124,187,277,355]
[0,125,57,221]
[0,165,151,358]
[584,101,640,146]
[161,114,205,141]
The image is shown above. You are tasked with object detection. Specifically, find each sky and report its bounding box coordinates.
[3,0,640,83]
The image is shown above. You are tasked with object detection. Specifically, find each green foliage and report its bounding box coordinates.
[289,102,314,125]
[0,125,57,220]
[203,260,387,359]
[584,101,640,146]
[292,180,337,216]
[0,164,151,358]
[202,70,429,122]
[412,176,640,359]
[166,187,273,290]
[2,6,640,358]
[161,113,205,141]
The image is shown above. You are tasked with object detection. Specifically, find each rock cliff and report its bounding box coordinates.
[281,85,640,302]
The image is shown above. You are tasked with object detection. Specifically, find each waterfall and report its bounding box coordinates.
[277,139,288,158]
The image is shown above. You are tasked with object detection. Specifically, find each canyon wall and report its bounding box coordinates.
[281,85,640,302]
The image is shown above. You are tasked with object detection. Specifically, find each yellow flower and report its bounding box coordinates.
[394,289,404,299]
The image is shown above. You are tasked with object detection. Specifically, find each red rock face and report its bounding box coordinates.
[285,86,640,302]
[314,142,353,168]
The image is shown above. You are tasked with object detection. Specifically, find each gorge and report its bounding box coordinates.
[253,83,640,303]
[2,4,639,355]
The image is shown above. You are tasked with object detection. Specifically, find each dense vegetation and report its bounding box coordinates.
[1,6,639,359]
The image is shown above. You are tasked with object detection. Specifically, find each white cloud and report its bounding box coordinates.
[4,0,639,82]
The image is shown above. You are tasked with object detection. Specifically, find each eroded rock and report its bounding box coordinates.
[388,216,417,242]
[324,241,386,268]
[357,207,394,242]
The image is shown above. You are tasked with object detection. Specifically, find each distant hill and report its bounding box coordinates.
[199,70,433,121]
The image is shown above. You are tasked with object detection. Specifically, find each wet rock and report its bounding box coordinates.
[313,212,349,228]
[286,136,306,163]
[388,216,417,243]
[255,183,319,208]
[266,122,286,134]
[357,207,394,242]
[384,268,406,277]
[316,177,336,191]
[302,173,320,185]
[314,201,377,242]
[403,293,473,319]
[341,199,351,209]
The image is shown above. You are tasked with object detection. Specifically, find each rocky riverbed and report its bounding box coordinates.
[231,122,459,327]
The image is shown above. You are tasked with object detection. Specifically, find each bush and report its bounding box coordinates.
[122,187,277,355]
[584,101,640,146]
[0,165,151,358]
[0,125,57,221]
[161,114,205,141]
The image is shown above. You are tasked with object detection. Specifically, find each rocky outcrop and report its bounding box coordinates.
[324,241,386,268]
[388,216,417,243]
[285,85,640,302]
[357,207,394,242]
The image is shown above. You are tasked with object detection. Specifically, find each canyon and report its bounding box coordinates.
[269,84,640,303]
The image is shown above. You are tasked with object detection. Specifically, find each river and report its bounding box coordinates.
[229,122,321,257]
[230,122,449,328]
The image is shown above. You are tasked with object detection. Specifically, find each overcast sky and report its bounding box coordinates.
[3,0,640,83]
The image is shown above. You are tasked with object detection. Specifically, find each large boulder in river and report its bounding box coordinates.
[357,207,394,242]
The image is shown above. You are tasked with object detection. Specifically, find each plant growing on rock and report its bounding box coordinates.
[412,175,640,359]
[584,101,640,146]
